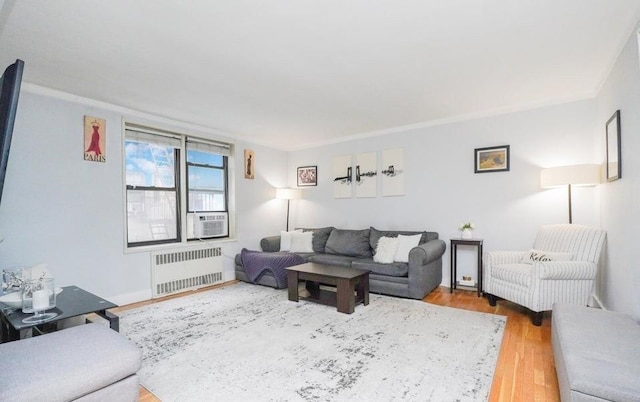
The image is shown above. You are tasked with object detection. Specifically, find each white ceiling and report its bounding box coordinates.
[1,0,640,150]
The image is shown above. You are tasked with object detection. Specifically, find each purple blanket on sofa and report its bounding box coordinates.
[240,249,305,289]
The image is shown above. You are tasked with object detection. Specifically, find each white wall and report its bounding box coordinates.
[5,33,637,315]
[594,22,640,319]
[288,100,598,286]
[0,87,287,304]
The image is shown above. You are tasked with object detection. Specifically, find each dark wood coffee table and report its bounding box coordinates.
[0,285,118,343]
[286,262,369,314]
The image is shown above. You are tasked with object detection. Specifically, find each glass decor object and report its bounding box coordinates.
[2,266,30,294]
[21,277,57,323]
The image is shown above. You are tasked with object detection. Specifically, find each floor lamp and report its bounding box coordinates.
[540,164,600,223]
[275,188,302,231]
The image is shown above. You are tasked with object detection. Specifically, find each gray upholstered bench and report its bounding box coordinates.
[552,303,640,401]
[0,323,142,401]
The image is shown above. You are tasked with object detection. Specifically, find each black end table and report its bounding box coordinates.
[450,238,484,297]
[0,285,119,343]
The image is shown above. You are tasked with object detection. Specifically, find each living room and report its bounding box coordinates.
[1,1,639,401]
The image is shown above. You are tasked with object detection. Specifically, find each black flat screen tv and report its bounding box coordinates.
[0,59,24,207]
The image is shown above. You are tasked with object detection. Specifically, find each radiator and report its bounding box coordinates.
[151,246,224,297]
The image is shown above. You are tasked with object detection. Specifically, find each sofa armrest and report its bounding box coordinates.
[404,239,446,299]
[409,239,446,267]
[536,261,597,280]
[260,236,281,252]
[484,251,528,266]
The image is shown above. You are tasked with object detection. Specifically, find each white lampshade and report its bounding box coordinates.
[540,164,601,188]
[275,188,302,200]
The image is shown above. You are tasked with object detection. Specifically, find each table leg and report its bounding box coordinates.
[336,278,355,314]
[287,271,299,302]
[359,274,369,306]
[478,242,484,297]
[450,244,458,293]
[0,314,20,343]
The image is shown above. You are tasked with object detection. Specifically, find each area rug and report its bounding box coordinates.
[120,283,506,401]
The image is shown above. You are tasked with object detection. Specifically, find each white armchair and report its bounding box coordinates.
[483,224,606,325]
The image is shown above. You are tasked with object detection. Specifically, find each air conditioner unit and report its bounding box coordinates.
[194,212,228,238]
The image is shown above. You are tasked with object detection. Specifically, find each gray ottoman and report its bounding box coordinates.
[552,303,640,401]
[0,323,142,401]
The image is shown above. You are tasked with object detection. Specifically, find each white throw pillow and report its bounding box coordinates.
[289,231,314,253]
[374,236,399,264]
[393,234,422,263]
[280,229,303,251]
[521,249,574,264]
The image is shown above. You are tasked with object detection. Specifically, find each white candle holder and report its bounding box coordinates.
[21,278,57,324]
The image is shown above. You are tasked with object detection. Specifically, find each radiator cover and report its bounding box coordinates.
[151,246,224,297]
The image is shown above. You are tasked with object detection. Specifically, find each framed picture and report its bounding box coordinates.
[474,145,510,173]
[297,165,317,186]
[606,110,621,182]
[244,149,254,179]
[83,116,106,163]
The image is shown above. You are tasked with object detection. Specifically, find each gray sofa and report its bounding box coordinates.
[235,227,446,299]
[552,303,640,401]
[0,323,142,401]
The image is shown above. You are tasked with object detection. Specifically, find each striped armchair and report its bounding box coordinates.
[483,224,606,325]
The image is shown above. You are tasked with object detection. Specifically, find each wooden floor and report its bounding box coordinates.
[125,283,558,402]
[426,287,559,402]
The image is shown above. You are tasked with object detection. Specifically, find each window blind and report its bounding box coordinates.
[186,138,231,157]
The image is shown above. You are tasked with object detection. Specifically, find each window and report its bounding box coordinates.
[186,140,228,214]
[124,125,231,247]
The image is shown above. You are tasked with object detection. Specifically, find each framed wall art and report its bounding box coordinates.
[381,148,404,196]
[244,149,255,179]
[297,165,317,186]
[474,145,510,173]
[606,110,621,182]
[355,152,377,198]
[84,116,106,163]
[332,155,352,198]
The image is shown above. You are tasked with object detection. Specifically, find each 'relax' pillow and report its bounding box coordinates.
[374,236,399,264]
[521,249,574,264]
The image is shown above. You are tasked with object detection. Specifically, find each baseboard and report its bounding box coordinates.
[108,289,153,307]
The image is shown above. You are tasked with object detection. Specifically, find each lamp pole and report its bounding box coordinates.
[285,199,291,231]
[567,184,573,224]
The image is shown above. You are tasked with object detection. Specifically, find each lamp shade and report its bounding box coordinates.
[275,188,302,200]
[540,164,601,188]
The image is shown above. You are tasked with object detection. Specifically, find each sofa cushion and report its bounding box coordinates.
[298,226,335,253]
[352,259,409,276]
[369,227,434,250]
[325,228,372,258]
[307,253,359,267]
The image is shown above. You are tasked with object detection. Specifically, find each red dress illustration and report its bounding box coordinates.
[86,123,102,155]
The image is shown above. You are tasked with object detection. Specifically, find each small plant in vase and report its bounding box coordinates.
[459,222,475,239]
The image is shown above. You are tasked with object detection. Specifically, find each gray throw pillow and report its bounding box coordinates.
[325,229,372,257]
[298,226,335,253]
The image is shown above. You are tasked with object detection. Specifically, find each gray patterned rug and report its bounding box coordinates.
[120,283,505,401]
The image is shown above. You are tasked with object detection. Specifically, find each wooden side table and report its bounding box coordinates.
[450,238,484,297]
